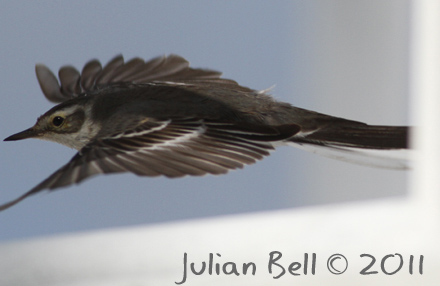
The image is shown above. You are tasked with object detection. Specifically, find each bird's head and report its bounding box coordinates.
[4,100,92,150]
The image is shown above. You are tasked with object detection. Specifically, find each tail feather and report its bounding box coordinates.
[288,123,410,169]
[293,124,408,150]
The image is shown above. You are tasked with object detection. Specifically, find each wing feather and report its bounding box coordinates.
[80,60,102,90]
[35,54,228,103]
[0,119,299,211]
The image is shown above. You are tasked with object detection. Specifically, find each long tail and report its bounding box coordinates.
[288,122,410,169]
[292,124,408,149]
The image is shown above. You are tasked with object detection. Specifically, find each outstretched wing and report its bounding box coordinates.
[35,54,236,103]
[0,119,299,211]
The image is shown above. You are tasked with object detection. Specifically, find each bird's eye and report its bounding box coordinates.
[52,116,65,127]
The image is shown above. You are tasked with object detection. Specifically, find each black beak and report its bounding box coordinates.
[4,127,40,141]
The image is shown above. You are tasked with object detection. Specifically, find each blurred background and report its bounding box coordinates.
[0,1,409,241]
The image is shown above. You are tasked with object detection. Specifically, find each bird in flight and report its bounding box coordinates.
[1,55,409,211]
